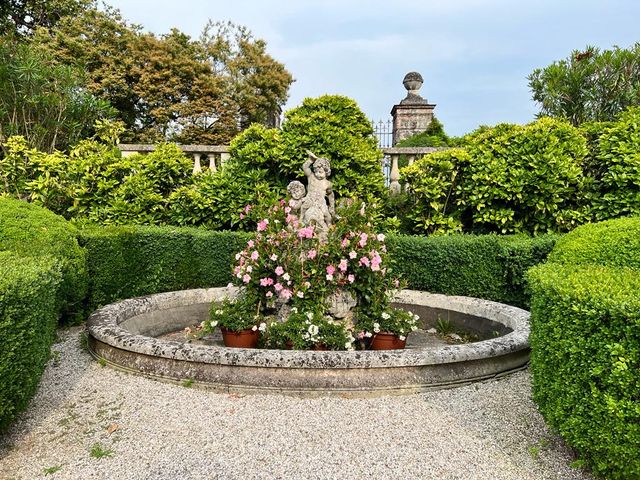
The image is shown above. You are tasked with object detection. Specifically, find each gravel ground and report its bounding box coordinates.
[0,327,592,480]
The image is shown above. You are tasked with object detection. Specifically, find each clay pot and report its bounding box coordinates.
[221,327,260,348]
[370,332,406,350]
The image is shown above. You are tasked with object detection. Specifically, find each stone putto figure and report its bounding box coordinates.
[287,152,335,240]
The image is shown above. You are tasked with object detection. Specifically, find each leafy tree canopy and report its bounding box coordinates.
[29,9,293,143]
[0,0,91,37]
[529,43,640,126]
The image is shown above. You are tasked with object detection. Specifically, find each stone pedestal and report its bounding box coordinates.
[391,72,436,145]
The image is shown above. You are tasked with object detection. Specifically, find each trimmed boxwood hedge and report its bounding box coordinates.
[0,252,62,430]
[79,226,251,311]
[0,197,87,322]
[387,233,558,307]
[527,217,640,479]
[80,226,556,310]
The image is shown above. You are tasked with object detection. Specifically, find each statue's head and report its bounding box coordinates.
[313,157,331,179]
[287,180,305,200]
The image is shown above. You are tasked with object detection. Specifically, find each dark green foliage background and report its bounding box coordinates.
[527,216,640,479]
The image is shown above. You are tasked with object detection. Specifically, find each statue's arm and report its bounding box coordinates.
[303,159,313,177]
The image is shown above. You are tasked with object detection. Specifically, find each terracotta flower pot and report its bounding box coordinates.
[371,332,406,350]
[221,327,260,348]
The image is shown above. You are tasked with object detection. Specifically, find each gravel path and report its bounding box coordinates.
[0,327,591,480]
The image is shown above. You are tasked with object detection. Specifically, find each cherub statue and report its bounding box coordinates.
[286,180,306,216]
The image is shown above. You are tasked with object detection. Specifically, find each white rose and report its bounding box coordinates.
[306,312,314,320]
[399,335,406,341]
[282,273,290,281]
[308,324,319,336]
[373,323,380,333]
[210,320,218,328]
[259,322,267,332]
[364,331,372,338]
[251,325,258,331]
[291,307,299,314]
[381,312,390,320]
[246,265,253,273]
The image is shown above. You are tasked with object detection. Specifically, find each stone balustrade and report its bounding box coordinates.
[118,144,231,174]
[381,147,450,193]
[118,144,449,192]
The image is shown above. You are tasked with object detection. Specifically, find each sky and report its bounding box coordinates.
[107,0,640,136]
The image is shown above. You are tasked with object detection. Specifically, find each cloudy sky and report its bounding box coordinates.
[107,0,639,135]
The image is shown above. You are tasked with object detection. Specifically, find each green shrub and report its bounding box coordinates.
[527,263,640,479]
[0,198,87,322]
[80,225,250,310]
[462,118,588,234]
[0,252,62,430]
[396,117,452,147]
[400,148,470,234]
[387,233,557,307]
[583,107,640,221]
[230,95,386,207]
[548,216,640,268]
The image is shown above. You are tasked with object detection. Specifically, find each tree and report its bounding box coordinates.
[0,36,114,153]
[32,11,293,143]
[529,44,640,126]
[0,0,91,37]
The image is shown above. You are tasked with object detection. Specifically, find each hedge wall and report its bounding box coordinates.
[80,226,556,310]
[527,217,640,479]
[79,226,251,311]
[0,253,62,430]
[0,197,87,322]
[387,233,557,307]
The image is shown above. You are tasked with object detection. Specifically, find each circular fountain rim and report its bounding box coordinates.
[87,287,530,370]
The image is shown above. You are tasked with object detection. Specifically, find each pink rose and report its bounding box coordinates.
[307,249,317,259]
[348,274,355,283]
[358,233,368,248]
[251,251,259,261]
[349,250,357,259]
[260,277,274,287]
[360,257,370,267]
[298,226,314,239]
[341,238,349,248]
[257,219,269,231]
[242,274,251,283]
[275,266,284,276]
[280,288,292,300]
[338,259,348,272]
[285,206,291,214]
[296,291,304,298]
[274,283,283,292]
[377,233,386,242]
[266,291,273,298]
[326,265,336,275]
[247,240,254,248]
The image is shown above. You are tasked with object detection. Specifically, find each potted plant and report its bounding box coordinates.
[206,294,266,348]
[264,308,355,351]
[358,308,419,350]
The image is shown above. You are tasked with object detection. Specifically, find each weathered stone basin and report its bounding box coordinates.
[87,288,530,396]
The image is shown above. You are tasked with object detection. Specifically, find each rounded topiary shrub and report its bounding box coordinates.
[0,197,87,322]
[527,217,640,479]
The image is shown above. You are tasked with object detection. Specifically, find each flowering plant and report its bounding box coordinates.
[264,308,355,351]
[357,307,420,340]
[205,293,266,333]
[223,197,411,349]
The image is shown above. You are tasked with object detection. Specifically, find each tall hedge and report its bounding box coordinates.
[0,197,87,322]
[527,217,640,479]
[388,233,557,307]
[0,253,62,430]
[79,226,251,310]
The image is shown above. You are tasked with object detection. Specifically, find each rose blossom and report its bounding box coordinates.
[298,226,314,239]
[326,265,336,275]
[296,291,304,298]
[247,240,254,248]
[257,219,269,231]
[250,251,259,261]
[266,291,273,298]
[326,274,334,281]
[260,277,274,287]
[242,274,251,283]
[282,273,290,281]
[338,259,348,272]
[307,249,317,259]
[280,288,292,300]
[348,274,355,283]
[341,238,349,248]
[360,256,370,267]
[377,233,386,242]
[275,266,284,276]
[349,250,357,259]
[274,283,283,292]
[358,233,368,248]
[285,206,291,214]
[270,254,278,261]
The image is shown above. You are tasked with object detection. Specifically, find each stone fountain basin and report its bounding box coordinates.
[87,288,530,396]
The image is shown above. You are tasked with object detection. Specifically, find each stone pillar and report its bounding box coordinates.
[389,154,401,194]
[391,72,436,146]
[207,153,217,173]
[220,152,230,167]
[193,153,202,174]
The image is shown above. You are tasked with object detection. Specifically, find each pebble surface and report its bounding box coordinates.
[0,327,592,480]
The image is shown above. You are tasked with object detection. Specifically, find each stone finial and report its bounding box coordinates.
[403,72,424,94]
[400,71,427,105]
